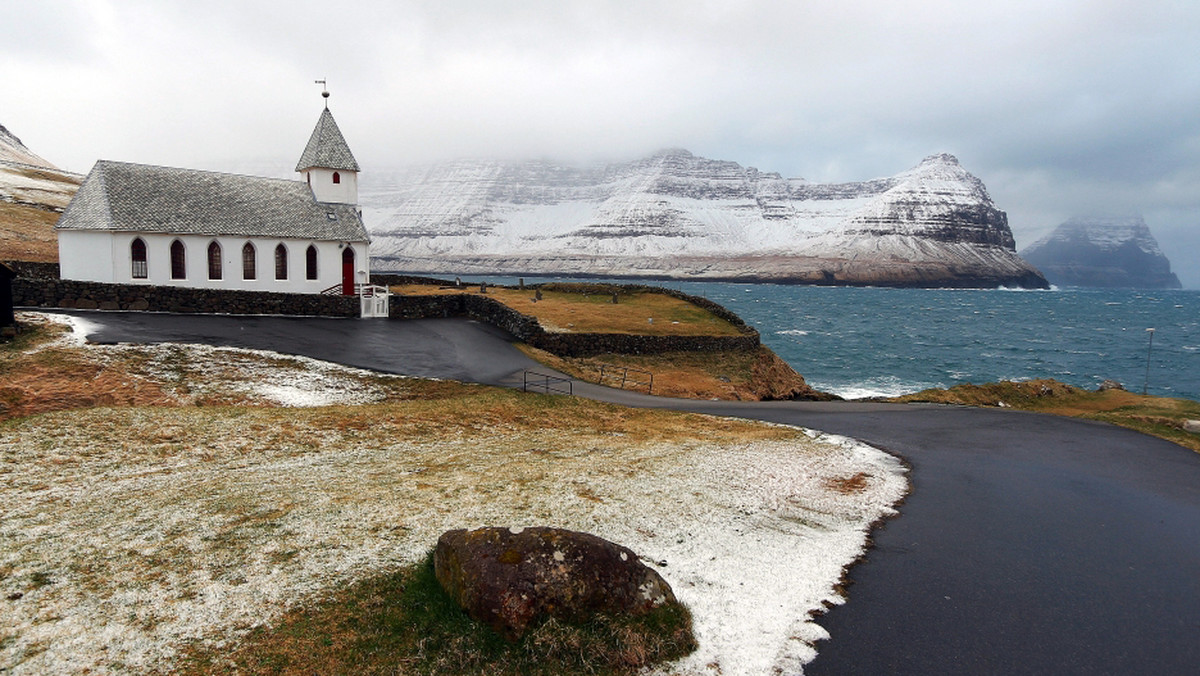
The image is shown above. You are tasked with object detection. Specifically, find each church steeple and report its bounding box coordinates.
[296,97,360,204]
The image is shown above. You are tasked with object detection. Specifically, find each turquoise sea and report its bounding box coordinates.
[460,276,1200,401]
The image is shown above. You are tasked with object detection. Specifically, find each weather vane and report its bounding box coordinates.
[315,78,330,108]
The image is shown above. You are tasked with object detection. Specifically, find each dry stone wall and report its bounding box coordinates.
[7,264,760,356]
[12,273,359,317]
[388,283,760,357]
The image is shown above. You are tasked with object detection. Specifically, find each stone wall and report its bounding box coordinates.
[388,287,759,357]
[12,276,359,317]
[8,263,760,356]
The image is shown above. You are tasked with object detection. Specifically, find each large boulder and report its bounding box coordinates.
[434,526,677,640]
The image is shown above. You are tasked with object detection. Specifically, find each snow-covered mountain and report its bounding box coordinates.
[361,150,1048,288]
[1,123,82,262]
[0,123,59,170]
[1019,216,1181,289]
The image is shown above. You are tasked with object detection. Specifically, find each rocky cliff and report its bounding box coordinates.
[1019,216,1181,289]
[363,150,1048,288]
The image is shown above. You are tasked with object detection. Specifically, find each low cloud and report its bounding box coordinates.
[5,0,1198,284]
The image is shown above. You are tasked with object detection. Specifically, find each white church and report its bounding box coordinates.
[56,99,371,297]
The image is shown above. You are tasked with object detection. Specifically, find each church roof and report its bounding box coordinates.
[56,160,369,242]
[295,108,361,172]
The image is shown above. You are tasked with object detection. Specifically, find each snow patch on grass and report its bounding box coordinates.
[2,315,907,674]
[22,312,407,408]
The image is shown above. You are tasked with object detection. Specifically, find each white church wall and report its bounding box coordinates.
[304,167,358,204]
[59,231,369,294]
[57,230,116,283]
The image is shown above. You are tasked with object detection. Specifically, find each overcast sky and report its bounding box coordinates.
[5,0,1199,285]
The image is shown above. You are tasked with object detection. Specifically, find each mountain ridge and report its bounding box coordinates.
[362,150,1048,288]
[1,122,82,262]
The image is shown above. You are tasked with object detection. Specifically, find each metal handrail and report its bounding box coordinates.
[597,364,654,394]
[523,370,574,396]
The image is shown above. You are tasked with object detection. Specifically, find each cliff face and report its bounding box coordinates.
[362,151,1047,288]
[1019,217,1182,289]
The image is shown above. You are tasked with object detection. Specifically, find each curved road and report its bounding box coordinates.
[71,312,1200,674]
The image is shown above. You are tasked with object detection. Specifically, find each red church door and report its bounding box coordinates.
[342,247,355,296]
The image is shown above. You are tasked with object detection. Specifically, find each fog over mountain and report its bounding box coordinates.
[1020,217,1182,289]
[361,150,1046,288]
[6,2,1199,285]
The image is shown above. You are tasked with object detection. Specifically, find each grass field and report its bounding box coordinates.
[390,283,744,336]
[0,201,60,263]
[516,343,831,401]
[1,313,906,674]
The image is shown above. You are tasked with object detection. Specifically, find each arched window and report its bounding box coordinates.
[170,239,186,280]
[332,171,341,184]
[130,238,148,279]
[242,242,256,280]
[274,243,288,280]
[207,241,222,280]
[305,245,319,280]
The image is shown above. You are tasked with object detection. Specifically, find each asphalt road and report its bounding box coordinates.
[69,312,1200,674]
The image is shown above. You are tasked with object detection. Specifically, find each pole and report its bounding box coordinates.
[1143,328,1155,396]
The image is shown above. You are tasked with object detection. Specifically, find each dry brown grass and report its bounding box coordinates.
[0,201,60,263]
[1,313,909,674]
[824,472,870,495]
[516,343,832,401]
[0,314,416,422]
[391,284,743,336]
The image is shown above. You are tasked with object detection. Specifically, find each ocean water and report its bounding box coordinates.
[455,276,1200,401]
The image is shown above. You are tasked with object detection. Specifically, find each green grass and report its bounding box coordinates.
[174,551,696,675]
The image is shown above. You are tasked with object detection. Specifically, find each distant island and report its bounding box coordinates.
[1020,216,1182,289]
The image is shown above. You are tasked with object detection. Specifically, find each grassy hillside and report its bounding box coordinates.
[0,162,81,263]
[391,283,744,336]
[393,281,834,401]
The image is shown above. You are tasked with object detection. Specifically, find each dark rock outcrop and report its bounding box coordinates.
[434,527,678,640]
[1020,216,1182,289]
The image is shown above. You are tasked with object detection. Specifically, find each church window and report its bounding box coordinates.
[306,245,318,280]
[242,242,256,280]
[131,238,148,279]
[332,171,341,184]
[275,243,288,280]
[170,240,186,280]
[207,241,223,280]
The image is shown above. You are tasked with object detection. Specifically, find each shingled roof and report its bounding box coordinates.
[295,108,360,172]
[56,160,369,241]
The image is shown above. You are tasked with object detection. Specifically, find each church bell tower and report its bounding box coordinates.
[296,83,360,204]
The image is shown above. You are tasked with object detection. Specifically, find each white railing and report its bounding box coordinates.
[358,284,390,318]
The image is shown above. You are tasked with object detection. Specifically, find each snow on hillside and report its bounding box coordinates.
[0,123,57,170]
[1023,216,1165,256]
[1019,216,1181,289]
[0,122,82,210]
[360,150,1046,287]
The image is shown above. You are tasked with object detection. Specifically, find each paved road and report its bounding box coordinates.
[72,312,1200,674]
